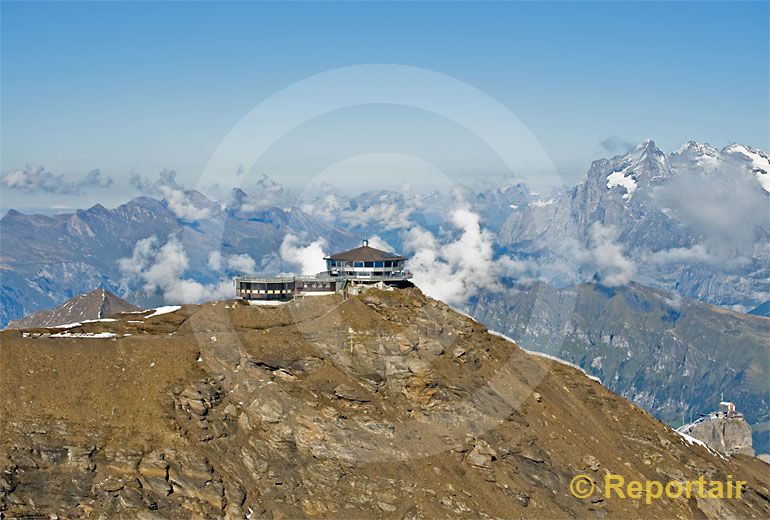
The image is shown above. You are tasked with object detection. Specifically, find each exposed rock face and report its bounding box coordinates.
[1,288,769,518]
[6,288,140,329]
[685,416,756,456]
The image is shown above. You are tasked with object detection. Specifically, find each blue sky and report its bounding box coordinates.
[1,1,768,210]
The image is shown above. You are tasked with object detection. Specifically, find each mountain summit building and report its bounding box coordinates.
[235,240,412,301]
[324,240,407,278]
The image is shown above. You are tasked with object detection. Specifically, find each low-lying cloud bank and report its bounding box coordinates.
[2,164,113,195]
[279,234,328,275]
[130,169,214,221]
[578,223,637,287]
[651,165,768,263]
[403,200,531,306]
[118,235,256,304]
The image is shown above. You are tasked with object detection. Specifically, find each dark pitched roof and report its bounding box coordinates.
[326,245,406,262]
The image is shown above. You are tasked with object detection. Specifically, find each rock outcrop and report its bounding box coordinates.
[1,288,769,518]
[683,415,755,456]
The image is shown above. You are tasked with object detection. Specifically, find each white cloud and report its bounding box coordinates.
[83,169,113,188]
[279,234,327,275]
[339,201,414,231]
[1,163,113,194]
[207,251,223,271]
[129,168,182,194]
[208,250,256,274]
[300,191,347,222]
[648,244,720,266]
[598,137,636,156]
[367,235,394,252]
[580,223,636,287]
[158,185,212,221]
[227,253,256,273]
[402,201,526,306]
[166,278,232,304]
[118,235,233,304]
[234,173,290,210]
[128,169,212,220]
[652,164,768,255]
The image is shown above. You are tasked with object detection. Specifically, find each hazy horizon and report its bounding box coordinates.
[2,1,768,212]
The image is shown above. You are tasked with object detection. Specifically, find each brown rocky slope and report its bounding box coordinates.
[1,287,768,518]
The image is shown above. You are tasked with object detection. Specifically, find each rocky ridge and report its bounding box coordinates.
[1,287,769,518]
[6,288,140,329]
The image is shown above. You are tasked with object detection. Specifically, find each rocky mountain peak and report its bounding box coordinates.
[668,140,723,173]
[625,139,667,170]
[680,409,756,457]
[229,187,248,200]
[583,138,671,201]
[1,209,23,221]
[225,187,249,213]
[674,140,719,156]
[666,141,770,192]
[6,288,140,330]
[636,138,658,153]
[722,143,770,191]
[86,203,110,214]
[185,189,216,207]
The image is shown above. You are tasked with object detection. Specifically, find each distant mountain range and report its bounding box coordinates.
[297,140,770,315]
[495,140,770,314]
[5,139,765,326]
[0,195,357,327]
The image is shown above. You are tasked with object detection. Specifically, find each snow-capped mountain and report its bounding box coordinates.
[722,143,770,192]
[603,139,673,200]
[668,141,723,173]
[497,139,770,313]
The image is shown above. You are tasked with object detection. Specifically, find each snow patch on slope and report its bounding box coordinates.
[723,144,770,193]
[50,332,118,339]
[673,429,728,460]
[487,329,602,384]
[606,170,637,199]
[145,306,182,318]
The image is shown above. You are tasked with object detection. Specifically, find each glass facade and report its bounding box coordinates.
[325,258,405,277]
[236,278,337,301]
